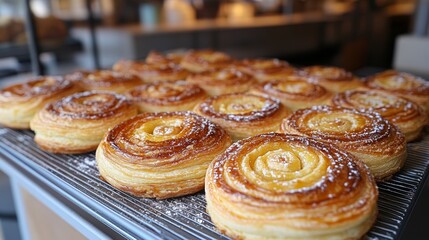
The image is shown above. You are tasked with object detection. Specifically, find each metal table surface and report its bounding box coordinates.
[0,127,428,240]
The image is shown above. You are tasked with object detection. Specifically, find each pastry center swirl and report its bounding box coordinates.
[1,77,70,98]
[134,119,184,142]
[48,91,128,119]
[375,75,421,90]
[307,112,364,133]
[352,93,396,107]
[213,134,363,203]
[215,97,269,114]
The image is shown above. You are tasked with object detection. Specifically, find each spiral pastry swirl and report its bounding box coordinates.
[280,105,406,181]
[145,50,185,65]
[0,76,80,129]
[302,66,363,92]
[364,70,429,114]
[68,70,142,93]
[186,68,255,96]
[236,58,297,82]
[206,133,378,240]
[30,91,137,154]
[332,90,427,142]
[126,81,207,113]
[180,49,233,73]
[96,111,232,199]
[250,79,332,111]
[194,93,290,141]
[113,60,189,82]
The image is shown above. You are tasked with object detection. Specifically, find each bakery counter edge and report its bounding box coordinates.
[71,11,382,67]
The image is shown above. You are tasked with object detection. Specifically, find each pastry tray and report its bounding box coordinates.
[0,127,428,240]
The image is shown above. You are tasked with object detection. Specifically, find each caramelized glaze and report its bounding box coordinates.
[236,58,297,82]
[365,70,429,96]
[103,112,229,164]
[333,90,426,126]
[186,68,255,96]
[127,81,205,105]
[113,60,189,82]
[68,70,142,93]
[0,76,74,101]
[180,49,233,72]
[196,93,281,122]
[46,91,132,120]
[205,133,378,239]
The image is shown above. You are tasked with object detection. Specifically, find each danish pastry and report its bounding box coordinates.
[30,91,137,154]
[96,111,232,199]
[206,133,378,240]
[280,105,407,181]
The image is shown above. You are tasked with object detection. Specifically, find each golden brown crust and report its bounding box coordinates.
[194,93,291,141]
[126,81,207,113]
[145,50,186,65]
[186,68,255,96]
[302,66,363,92]
[96,111,232,199]
[280,105,407,181]
[206,133,378,240]
[180,49,233,73]
[332,90,428,142]
[236,58,297,82]
[113,60,189,83]
[30,91,138,154]
[364,70,429,113]
[68,70,142,93]
[0,76,80,129]
[250,79,332,111]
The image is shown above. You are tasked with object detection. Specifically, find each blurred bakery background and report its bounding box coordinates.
[0,0,426,80]
[0,0,429,239]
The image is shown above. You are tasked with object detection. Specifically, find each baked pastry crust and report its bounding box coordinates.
[126,81,207,113]
[332,90,427,142]
[206,133,378,240]
[236,58,297,82]
[145,50,186,65]
[0,76,80,129]
[30,91,137,154]
[364,70,429,114]
[250,79,332,111]
[68,70,142,93]
[302,66,363,92]
[186,68,255,96]
[280,105,407,181]
[180,49,233,73]
[96,111,231,199]
[194,93,291,141]
[113,60,189,83]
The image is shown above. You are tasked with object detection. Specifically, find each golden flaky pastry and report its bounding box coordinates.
[187,68,255,96]
[236,58,297,82]
[250,79,332,111]
[68,70,142,93]
[332,90,427,142]
[0,76,80,129]
[280,105,407,181]
[364,70,429,114]
[30,91,137,154]
[180,49,233,73]
[126,81,206,113]
[96,111,231,199]
[113,60,189,83]
[206,133,378,240]
[302,66,363,92]
[194,93,290,141]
